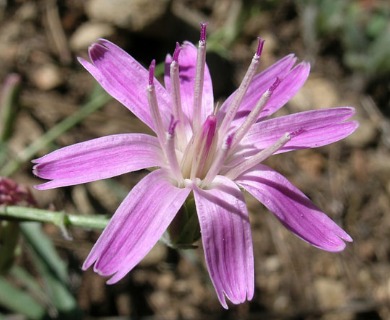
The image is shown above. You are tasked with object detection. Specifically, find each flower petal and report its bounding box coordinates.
[241,107,358,154]
[217,54,298,126]
[258,62,310,119]
[79,39,171,131]
[193,176,254,309]
[83,169,190,284]
[33,134,162,189]
[164,41,214,125]
[236,164,352,252]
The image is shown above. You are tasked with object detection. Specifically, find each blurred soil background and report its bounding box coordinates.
[1,0,390,319]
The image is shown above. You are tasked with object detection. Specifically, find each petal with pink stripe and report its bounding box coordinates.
[83,169,191,284]
[33,134,161,189]
[193,176,254,308]
[237,164,352,252]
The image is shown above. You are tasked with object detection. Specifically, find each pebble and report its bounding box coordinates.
[345,118,377,147]
[314,278,347,309]
[289,76,339,112]
[85,0,170,31]
[70,22,114,51]
[31,64,63,91]
[138,242,167,266]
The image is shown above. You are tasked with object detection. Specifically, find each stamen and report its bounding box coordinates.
[180,134,195,178]
[168,115,179,135]
[218,37,265,137]
[202,134,234,187]
[190,115,216,180]
[147,60,165,147]
[226,132,292,180]
[232,77,281,148]
[170,43,185,129]
[173,42,181,62]
[269,76,281,92]
[166,117,183,183]
[192,23,208,132]
[200,22,207,42]
[148,59,155,85]
[256,37,265,57]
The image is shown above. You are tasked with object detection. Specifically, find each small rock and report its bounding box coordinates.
[295,150,325,179]
[289,76,339,112]
[314,278,347,309]
[138,242,167,266]
[156,273,174,290]
[264,256,281,272]
[31,64,63,90]
[16,2,38,21]
[345,118,377,148]
[85,0,170,31]
[70,22,114,51]
[116,293,132,316]
[72,185,94,214]
[87,180,122,212]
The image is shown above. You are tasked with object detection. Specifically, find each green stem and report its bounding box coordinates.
[0,206,108,230]
[0,74,21,143]
[1,89,111,177]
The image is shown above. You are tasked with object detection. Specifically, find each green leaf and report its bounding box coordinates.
[21,223,81,317]
[0,277,45,319]
[10,266,53,310]
[21,223,67,282]
[0,222,20,274]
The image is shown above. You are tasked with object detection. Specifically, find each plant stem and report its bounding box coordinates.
[0,206,108,230]
[0,74,21,143]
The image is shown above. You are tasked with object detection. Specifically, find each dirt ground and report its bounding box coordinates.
[1,0,390,319]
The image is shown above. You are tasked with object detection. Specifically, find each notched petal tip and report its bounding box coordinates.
[349,120,359,132]
[76,56,89,66]
[81,259,93,271]
[344,234,353,243]
[106,275,121,285]
[96,38,110,45]
[218,285,254,309]
[316,225,353,252]
[88,42,110,63]
[343,106,356,113]
[295,61,311,75]
[181,40,196,49]
[32,164,39,177]
[289,217,352,253]
[337,106,358,120]
[219,297,229,309]
[32,164,52,190]
[320,235,350,252]
[286,53,296,58]
[33,183,49,191]
[31,157,41,164]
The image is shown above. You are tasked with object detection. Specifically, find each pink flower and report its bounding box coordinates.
[33,24,358,308]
